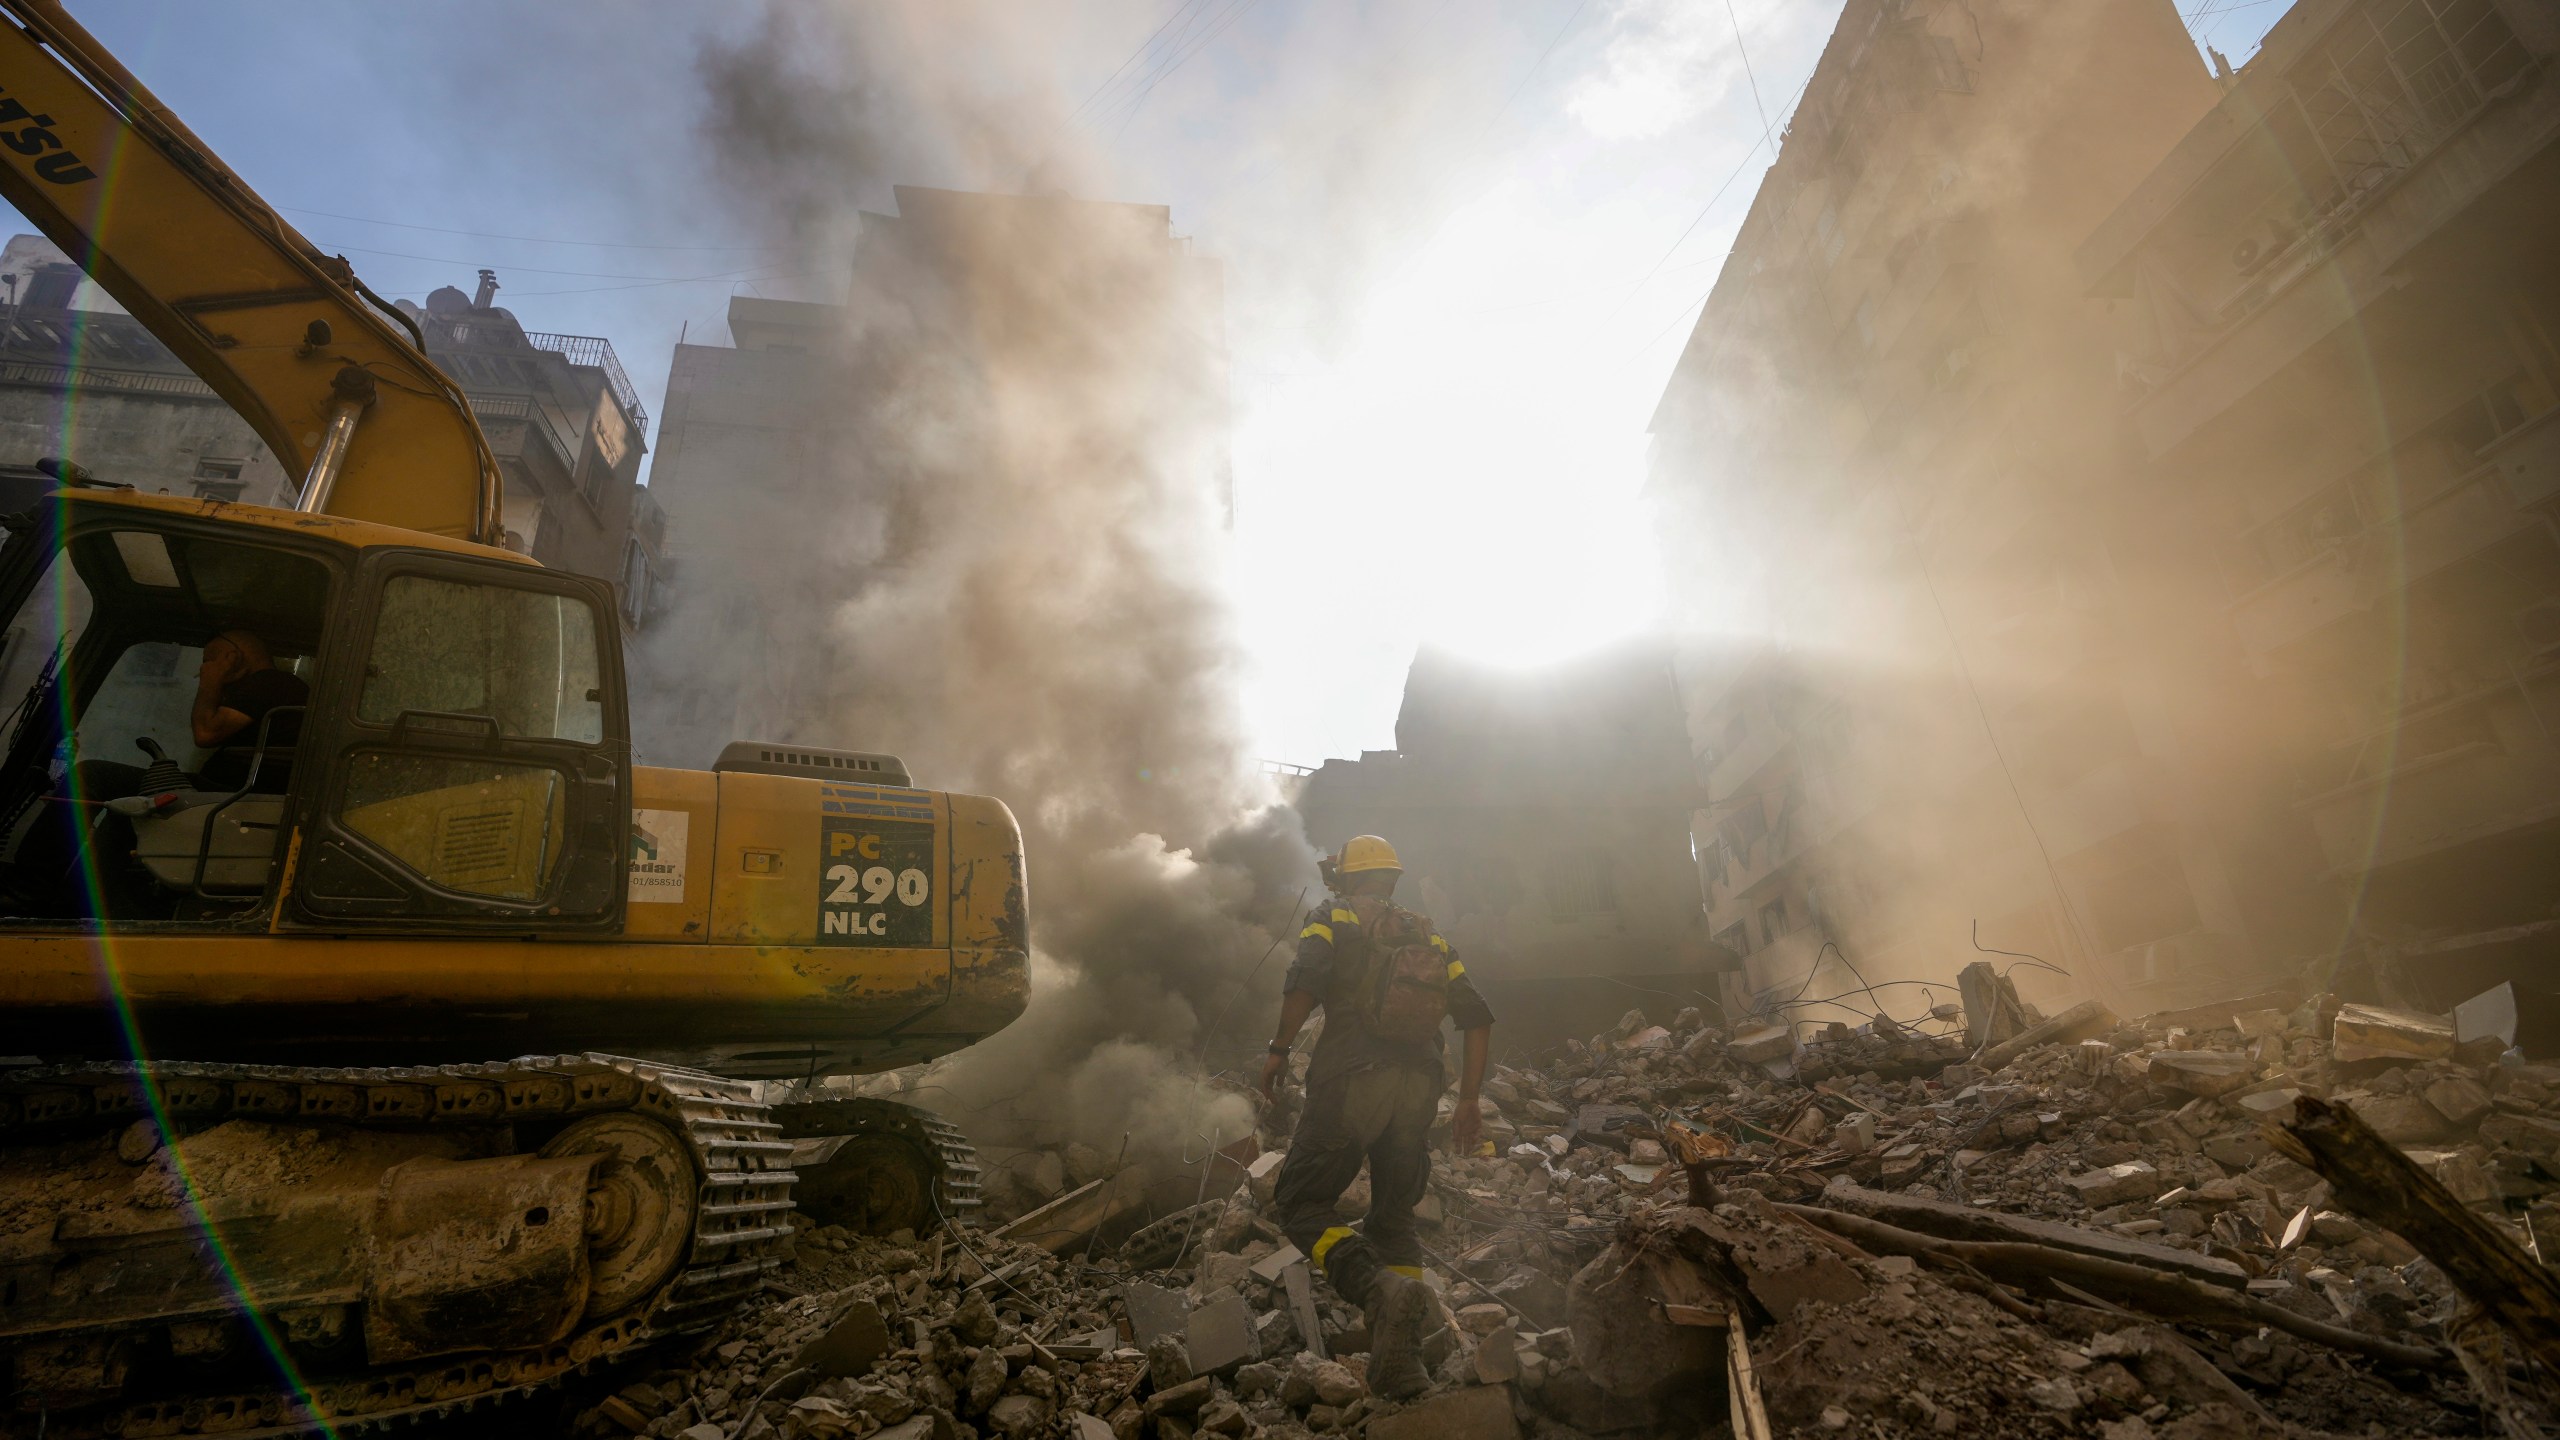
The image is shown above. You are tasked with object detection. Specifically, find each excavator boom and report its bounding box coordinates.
[0,0,500,542]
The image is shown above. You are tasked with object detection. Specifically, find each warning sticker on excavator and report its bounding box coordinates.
[818,816,932,945]
[629,808,688,901]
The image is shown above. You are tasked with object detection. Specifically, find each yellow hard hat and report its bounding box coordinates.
[1337,835,1402,875]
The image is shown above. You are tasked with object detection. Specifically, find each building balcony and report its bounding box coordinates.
[2297,661,2560,875]
[2079,0,2555,459]
[2229,447,2544,662]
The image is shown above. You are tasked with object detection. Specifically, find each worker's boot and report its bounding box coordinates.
[1364,1270,1432,1400]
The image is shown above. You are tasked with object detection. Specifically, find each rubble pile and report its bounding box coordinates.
[577,977,2560,1439]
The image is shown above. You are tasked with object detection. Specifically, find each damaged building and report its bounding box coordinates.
[1647,0,2558,1027]
[633,185,1231,768]
[1295,642,1722,1051]
[2080,0,2560,1016]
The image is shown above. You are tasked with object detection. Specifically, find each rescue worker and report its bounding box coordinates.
[1258,835,1495,1399]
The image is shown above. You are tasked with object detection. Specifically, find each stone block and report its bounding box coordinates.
[1726,1022,1796,1065]
[2063,1161,2162,1208]
[2481,1112,2560,1158]
[2423,1074,2493,1129]
[2353,1094,2448,1145]
[1366,1385,1518,1440]
[1833,1112,1877,1156]
[2203,1131,2272,1169]
[794,1299,890,1379]
[2330,1003,2454,1063]
[2405,1148,2499,1207]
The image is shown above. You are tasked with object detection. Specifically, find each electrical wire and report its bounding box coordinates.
[1972,918,2072,979]
[281,205,780,253]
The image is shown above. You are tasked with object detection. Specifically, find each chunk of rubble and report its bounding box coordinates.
[2330,1002,2455,1062]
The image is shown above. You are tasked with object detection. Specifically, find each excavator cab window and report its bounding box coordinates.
[0,510,334,921]
[284,549,629,932]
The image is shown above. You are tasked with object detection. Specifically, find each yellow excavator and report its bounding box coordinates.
[0,5,1029,1434]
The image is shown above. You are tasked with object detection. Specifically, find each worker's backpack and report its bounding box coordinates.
[1341,895,1451,1044]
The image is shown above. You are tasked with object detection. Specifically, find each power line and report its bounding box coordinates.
[280,205,776,254]
[1070,0,1216,124]
[316,240,795,284]
[1107,0,1265,138]
[1495,0,1594,122]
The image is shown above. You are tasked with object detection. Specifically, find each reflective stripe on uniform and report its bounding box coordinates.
[1429,935,1450,953]
[1330,907,1359,925]
[1387,1264,1424,1279]
[1300,923,1334,943]
[1312,1226,1356,1266]
[1445,958,1465,979]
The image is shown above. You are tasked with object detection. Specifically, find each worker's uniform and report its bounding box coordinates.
[1271,897,1495,1301]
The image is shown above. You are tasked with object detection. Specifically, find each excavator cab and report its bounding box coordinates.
[0,493,629,931]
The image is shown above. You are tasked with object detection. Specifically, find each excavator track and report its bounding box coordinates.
[767,1096,983,1234]
[0,1053,797,1439]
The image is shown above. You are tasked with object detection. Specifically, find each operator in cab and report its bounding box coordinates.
[1257,835,1495,1399]
[191,629,306,790]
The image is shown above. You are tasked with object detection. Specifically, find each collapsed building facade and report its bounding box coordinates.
[1646,0,2559,1030]
[1294,643,1721,1053]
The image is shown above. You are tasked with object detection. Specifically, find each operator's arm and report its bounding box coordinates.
[190,646,249,748]
[1260,906,1339,1100]
[1444,944,1497,1153]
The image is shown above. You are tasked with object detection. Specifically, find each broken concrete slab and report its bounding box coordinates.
[1119,1282,1191,1352]
[1833,1112,1876,1156]
[2145,1050,2256,1100]
[2329,1003,2455,1063]
[1957,961,2031,1051]
[1977,1000,2119,1071]
[1280,1261,1328,1360]
[793,1298,890,1378]
[1248,1243,1304,1283]
[1185,1293,1258,1376]
[1725,1022,1796,1066]
[2062,1161,2163,1208]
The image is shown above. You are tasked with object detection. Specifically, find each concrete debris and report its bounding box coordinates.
[568,990,2560,1440]
[2329,1001,2457,1063]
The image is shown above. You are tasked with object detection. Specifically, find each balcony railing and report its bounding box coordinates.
[422,315,648,434]
[523,331,647,434]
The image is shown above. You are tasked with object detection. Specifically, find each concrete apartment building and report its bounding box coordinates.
[0,234,297,507]
[1645,0,2245,1023]
[1294,643,1721,1049]
[2081,0,2560,1010]
[0,238,656,625]
[1652,0,2557,1026]
[635,186,1229,768]
[395,272,655,611]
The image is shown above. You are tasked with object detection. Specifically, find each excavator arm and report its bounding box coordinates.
[0,0,501,543]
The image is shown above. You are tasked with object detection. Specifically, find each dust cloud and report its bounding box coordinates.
[670,3,1316,1163]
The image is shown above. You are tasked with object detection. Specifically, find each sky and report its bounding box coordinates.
[15,0,2285,768]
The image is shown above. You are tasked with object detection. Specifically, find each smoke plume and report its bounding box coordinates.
[671,3,1314,1162]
